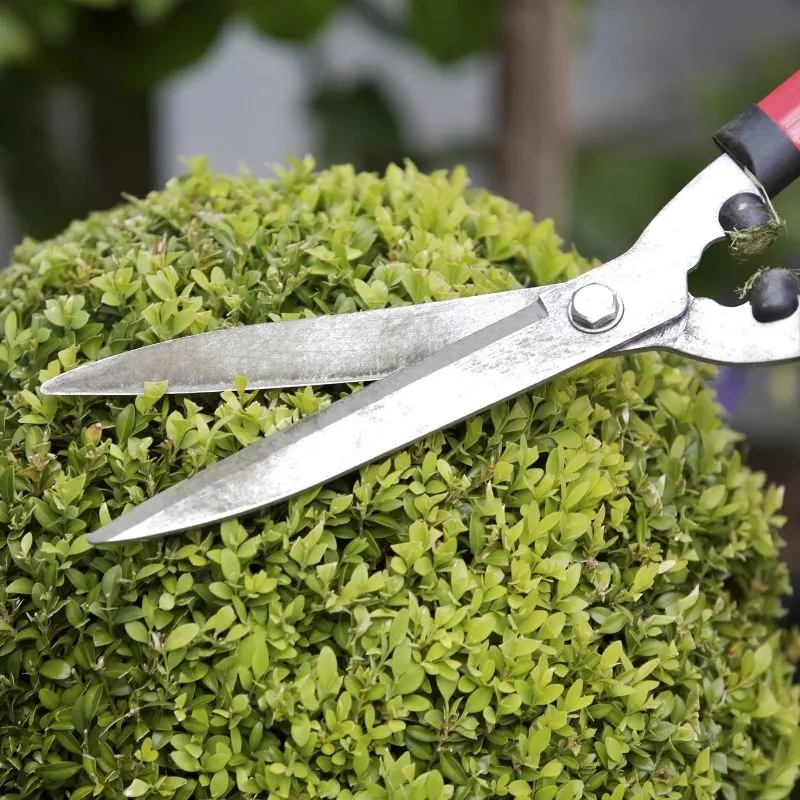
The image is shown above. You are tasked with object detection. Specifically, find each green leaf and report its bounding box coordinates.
[0,9,35,67]
[209,770,229,797]
[605,736,624,763]
[438,752,468,785]
[238,0,340,41]
[466,614,495,644]
[171,750,200,771]
[751,642,773,678]
[39,660,72,681]
[101,563,122,600]
[540,759,563,779]
[699,484,726,512]
[164,623,200,652]
[125,621,150,644]
[250,631,270,679]
[466,687,493,714]
[425,771,445,799]
[630,562,659,596]
[310,79,411,173]
[528,727,551,760]
[316,646,340,700]
[658,388,691,418]
[36,761,82,784]
[219,548,240,581]
[599,641,624,671]
[209,582,233,600]
[394,663,426,695]
[406,0,501,63]
[115,405,137,444]
[389,608,409,648]
[6,577,33,594]
[124,778,151,798]
[509,781,532,798]
[291,716,311,747]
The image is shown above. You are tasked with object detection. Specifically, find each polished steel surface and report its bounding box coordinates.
[41,290,543,394]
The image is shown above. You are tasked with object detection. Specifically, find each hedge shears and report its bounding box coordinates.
[42,70,800,545]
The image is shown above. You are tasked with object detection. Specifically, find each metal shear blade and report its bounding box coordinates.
[41,284,800,399]
[40,149,795,545]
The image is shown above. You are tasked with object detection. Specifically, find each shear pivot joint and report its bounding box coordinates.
[568,283,623,333]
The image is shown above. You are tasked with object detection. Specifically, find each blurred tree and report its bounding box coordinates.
[1,0,573,243]
[2,0,795,293]
[0,0,230,236]
[496,0,570,224]
[0,0,502,236]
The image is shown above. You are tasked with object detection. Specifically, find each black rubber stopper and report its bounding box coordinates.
[714,104,800,199]
[748,268,799,323]
[719,192,773,232]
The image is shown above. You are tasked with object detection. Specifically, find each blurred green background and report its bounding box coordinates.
[1,0,800,633]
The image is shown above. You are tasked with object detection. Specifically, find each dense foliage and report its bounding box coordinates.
[0,158,798,799]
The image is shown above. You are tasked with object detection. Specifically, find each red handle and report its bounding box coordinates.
[714,69,800,197]
[758,70,800,149]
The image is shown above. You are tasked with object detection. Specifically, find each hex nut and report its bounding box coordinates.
[568,283,622,332]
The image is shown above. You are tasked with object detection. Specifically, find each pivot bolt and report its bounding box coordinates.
[568,283,623,332]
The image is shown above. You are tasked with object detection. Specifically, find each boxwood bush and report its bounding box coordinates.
[0,157,798,800]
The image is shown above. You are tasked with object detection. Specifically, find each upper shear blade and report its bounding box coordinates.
[40,290,540,395]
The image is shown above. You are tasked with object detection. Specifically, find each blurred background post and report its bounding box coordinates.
[1,0,799,673]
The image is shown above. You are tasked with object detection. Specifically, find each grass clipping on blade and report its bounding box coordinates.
[0,157,799,800]
[727,193,786,260]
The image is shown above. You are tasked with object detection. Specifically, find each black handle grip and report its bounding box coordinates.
[713,70,800,198]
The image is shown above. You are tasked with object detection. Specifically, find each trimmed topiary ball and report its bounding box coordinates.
[1,157,799,800]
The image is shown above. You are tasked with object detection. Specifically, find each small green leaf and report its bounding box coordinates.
[438,752,468,785]
[291,716,311,747]
[116,405,137,443]
[394,663,426,695]
[599,641,623,671]
[124,778,151,798]
[209,582,233,600]
[219,549,240,581]
[36,761,82,784]
[125,621,150,644]
[605,736,624,763]
[251,632,270,679]
[389,608,409,648]
[171,750,200,771]
[6,577,33,594]
[316,645,340,699]
[751,642,773,678]
[39,660,72,681]
[164,623,200,652]
[466,614,495,644]
[630,562,659,596]
[209,770,229,798]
